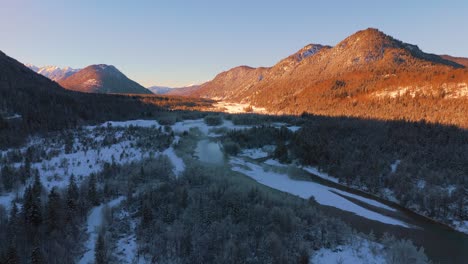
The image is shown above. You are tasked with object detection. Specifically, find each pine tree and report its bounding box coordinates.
[1,165,14,191]
[31,246,44,264]
[46,187,62,233]
[32,174,43,199]
[95,231,107,264]
[87,174,99,206]
[7,201,19,243]
[23,186,42,227]
[19,158,31,184]
[66,175,79,223]
[5,245,20,264]
[141,201,153,225]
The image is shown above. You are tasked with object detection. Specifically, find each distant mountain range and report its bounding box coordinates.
[26,63,152,94]
[147,84,201,95]
[147,86,173,94]
[1,51,171,147]
[7,27,468,127]
[25,64,80,81]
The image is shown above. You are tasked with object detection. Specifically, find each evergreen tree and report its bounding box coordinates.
[65,175,79,223]
[87,174,99,206]
[31,246,44,264]
[23,186,42,227]
[7,202,19,243]
[20,157,31,184]
[32,174,43,199]
[5,245,20,264]
[141,201,153,225]
[1,165,14,191]
[46,187,62,233]
[95,231,107,264]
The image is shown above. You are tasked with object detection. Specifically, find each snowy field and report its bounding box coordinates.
[0,120,184,211]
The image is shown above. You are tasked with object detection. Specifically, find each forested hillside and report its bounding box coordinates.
[186,28,468,128]
[0,50,215,148]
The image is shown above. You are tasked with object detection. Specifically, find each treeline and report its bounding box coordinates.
[224,114,467,226]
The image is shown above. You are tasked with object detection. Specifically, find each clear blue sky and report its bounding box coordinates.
[1,0,467,87]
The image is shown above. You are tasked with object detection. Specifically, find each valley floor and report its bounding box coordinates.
[0,114,461,263]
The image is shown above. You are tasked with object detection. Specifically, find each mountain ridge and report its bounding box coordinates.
[59,64,152,94]
[25,64,80,81]
[183,28,468,126]
[148,84,201,95]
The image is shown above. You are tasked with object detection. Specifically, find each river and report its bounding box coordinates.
[230,156,468,264]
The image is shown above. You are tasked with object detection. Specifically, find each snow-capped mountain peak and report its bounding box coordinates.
[25,64,80,81]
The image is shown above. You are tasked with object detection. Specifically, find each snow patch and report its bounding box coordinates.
[163,147,185,177]
[303,166,340,183]
[240,148,269,159]
[84,79,102,87]
[264,159,288,167]
[171,119,251,135]
[312,239,385,264]
[390,160,401,173]
[213,101,267,114]
[4,113,22,120]
[453,220,468,235]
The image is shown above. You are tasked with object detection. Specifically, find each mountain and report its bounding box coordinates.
[59,64,152,94]
[147,86,172,94]
[24,63,39,72]
[147,84,201,96]
[0,51,165,147]
[25,64,80,81]
[185,28,468,126]
[190,44,329,100]
[166,84,201,96]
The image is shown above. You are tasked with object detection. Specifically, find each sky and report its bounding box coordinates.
[1,0,468,87]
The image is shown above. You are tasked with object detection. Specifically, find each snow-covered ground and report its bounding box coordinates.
[213,101,267,114]
[0,139,148,209]
[91,119,161,129]
[240,148,269,159]
[163,146,185,177]
[390,160,401,173]
[0,122,180,211]
[311,238,385,264]
[172,119,251,136]
[270,122,301,132]
[453,221,468,234]
[113,210,150,264]
[4,113,22,120]
[302,166,396,211]
[78,196,125,264]
[230,158,410,227]
[302,166,340,183]
[264,159,288,167]
[332,189,396,212]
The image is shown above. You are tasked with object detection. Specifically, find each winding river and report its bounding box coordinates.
[232,157,467,264]
[195,140,468,263]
